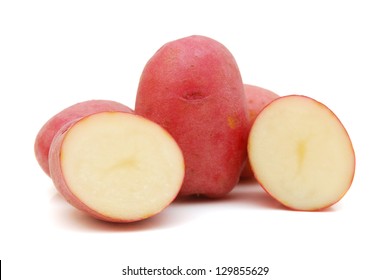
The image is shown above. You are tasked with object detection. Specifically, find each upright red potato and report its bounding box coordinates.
[34,100,132,176]
[240,84,279,179]
[135,35,249,197]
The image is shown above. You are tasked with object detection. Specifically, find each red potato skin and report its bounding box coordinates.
[34,100,132,176]
[240,84,279,179]
[135,35,249,197]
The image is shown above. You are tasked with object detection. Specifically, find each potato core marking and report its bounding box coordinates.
[105,158,137,173]
[296,139,307,172]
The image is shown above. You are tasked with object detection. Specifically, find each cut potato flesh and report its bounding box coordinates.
[60,112,184,221]
[248,95,355,210]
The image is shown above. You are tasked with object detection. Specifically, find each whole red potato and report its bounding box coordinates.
[135,35,249,197]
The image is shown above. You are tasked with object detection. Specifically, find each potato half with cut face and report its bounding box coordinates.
[49,112,185,222]
[248,95,355,211]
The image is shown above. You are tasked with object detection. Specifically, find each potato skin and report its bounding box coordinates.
[240,84,279,179]
[135,35,249,197]
[34,100,132,176]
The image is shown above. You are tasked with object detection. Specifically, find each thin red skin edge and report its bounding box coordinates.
[48,113,184,223]
[34,100,133,177]
[248,95,356,211]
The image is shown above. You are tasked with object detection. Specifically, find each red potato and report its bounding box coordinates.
[240,84,279,179]
[135,35,249,197]
[49,111,185,222]
[34,100,132,176]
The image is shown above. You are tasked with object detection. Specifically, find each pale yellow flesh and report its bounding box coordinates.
[61,112,184,220]
[248,96,355,210]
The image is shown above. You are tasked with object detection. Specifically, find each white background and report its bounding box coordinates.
[1,0,388,279]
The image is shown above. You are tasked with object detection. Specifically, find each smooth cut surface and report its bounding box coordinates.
[60,112,184,221]
[240,84,279,179]
[248,95,355,210]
